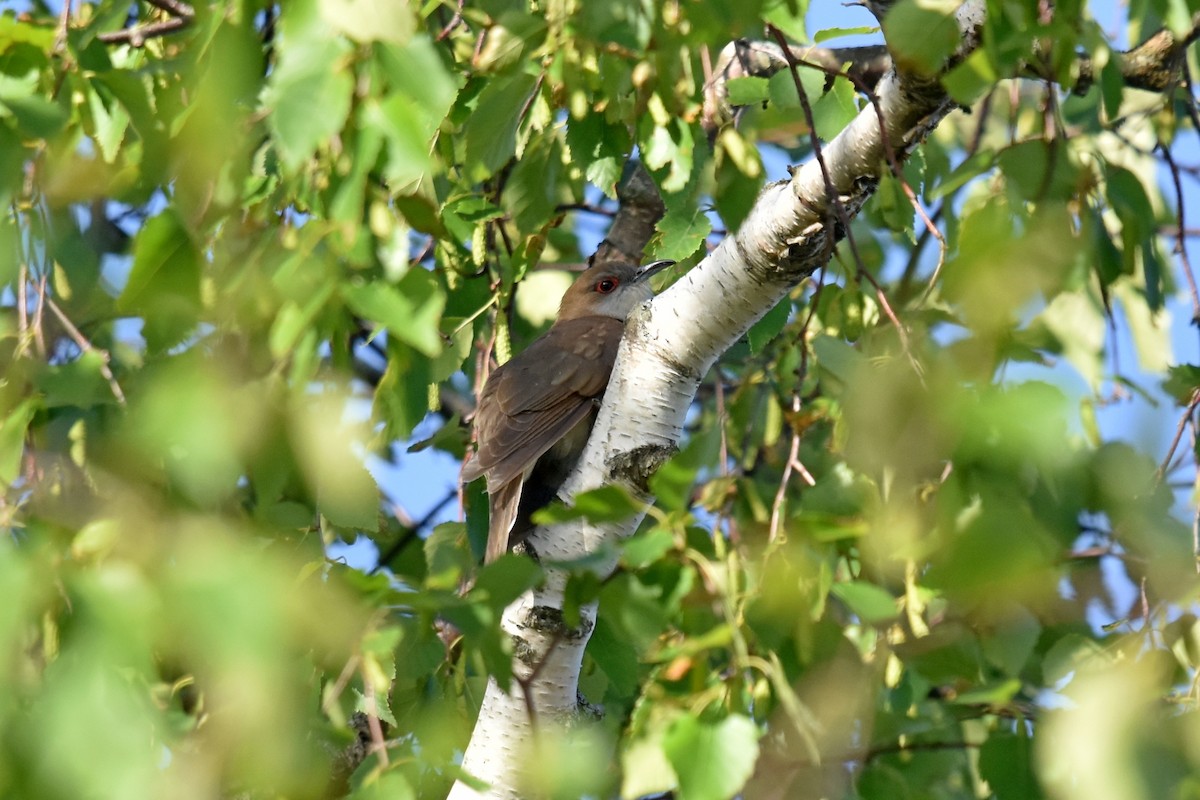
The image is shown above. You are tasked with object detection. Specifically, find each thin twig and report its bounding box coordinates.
[436,0,465,41]
[53,0,71,54]
[712,371,734,541]
[1189,415,1200,574]
[1159,142,1200,324]
[769,27,922,376]
[372,489,459,574]
[145,0,194,16]
[321,654,362,715]
[32,274,46,358]
[1157,388,1200,480]
[360,670,390,768]
[769,403,800,544]
[16,264,28,352]
[554,202,617,217]
[513,627,566,733]
[44,296,126,404]
[98,16,191,45]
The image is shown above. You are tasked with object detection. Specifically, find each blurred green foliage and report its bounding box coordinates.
[1,0,1199,798]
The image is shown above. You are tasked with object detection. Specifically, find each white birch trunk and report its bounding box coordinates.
[449,2,987,796]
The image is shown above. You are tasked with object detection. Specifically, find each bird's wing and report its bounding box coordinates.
[467,316,624,488]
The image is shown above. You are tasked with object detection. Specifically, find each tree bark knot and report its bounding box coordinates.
[514,607,594,662]
[609,443,677,493]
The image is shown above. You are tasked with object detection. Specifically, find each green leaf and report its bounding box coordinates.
[376,341,434,442]
[980,732,1043,800]
[811,333,866,388]
[505,135,561,231]
[472,10,548,72]
[0,15,57,49]
[423,522,470,588]
[472,555,544,608]
[566,112,630,197]
[1100,52,1124,119]
[654,206,711,263]
[590,615,641,697]
[767,67,821,114]
[462,72,538,182]
[643,118,695,193]
[951,678,1022,705]
[320,0,416,44]
[1113,281,1171,373]
[930,149,995,200]
[117,210,202,353]
[997,140,1079,201]
[622,527,674,569]
[830,581,898,623]
[367,93,435,188]
[725,77,770,106]
[531,484,643,525]
[36,351,114,409]
[376,36,460,127]
[1041,633,1108,685]
[747,298,791,354]
[943,50,998,105]
[883,0,962,76]
[345,771,416,800]
[392,193,448,237]
[662,714,760,800]
[263,0,354,170]
[0,398,37,487]
[812,74,858,140]
[814,26,880,42]
[341,270,446,358]
[763,0,808,43]
[1163,364,1200,405]
[0,93,69,139]
[85,77,130,163]
[1104,164,1154,273]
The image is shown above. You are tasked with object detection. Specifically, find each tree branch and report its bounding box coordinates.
[97,0,194,46]
[591,162,666,269]
[702,13,1200,140]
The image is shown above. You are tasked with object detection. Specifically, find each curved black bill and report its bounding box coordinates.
[634,259,675,283]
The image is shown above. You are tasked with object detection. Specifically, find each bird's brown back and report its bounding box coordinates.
[463,315,625,489]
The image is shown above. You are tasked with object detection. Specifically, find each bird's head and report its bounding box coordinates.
[556,259,674,322]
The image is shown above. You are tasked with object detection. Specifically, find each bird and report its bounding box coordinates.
[462,259,674,562]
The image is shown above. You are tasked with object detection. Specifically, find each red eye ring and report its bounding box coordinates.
[595,278,618,294]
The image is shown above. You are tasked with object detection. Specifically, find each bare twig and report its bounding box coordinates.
[1159,142,1200,325]
[53,0,71,54]
[44,296,126,405]
[769,399,800,544]
[145,0,194,15]
[32,274,47,358]
[768,394,817,542]
[372,489,459,574]
[554,202,617,217]
[1157,389,1200,481]
[97,16,191,45]
[360,671,390,768]
[436,0,465,41]
[97,0,195,47]
[512,626,566,733]
[321,654,362,715]
[16,264,28,352]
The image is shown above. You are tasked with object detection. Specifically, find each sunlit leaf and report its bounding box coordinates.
[662,714,759,800]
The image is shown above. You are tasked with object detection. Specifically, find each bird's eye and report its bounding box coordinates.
[595,278,618,294]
